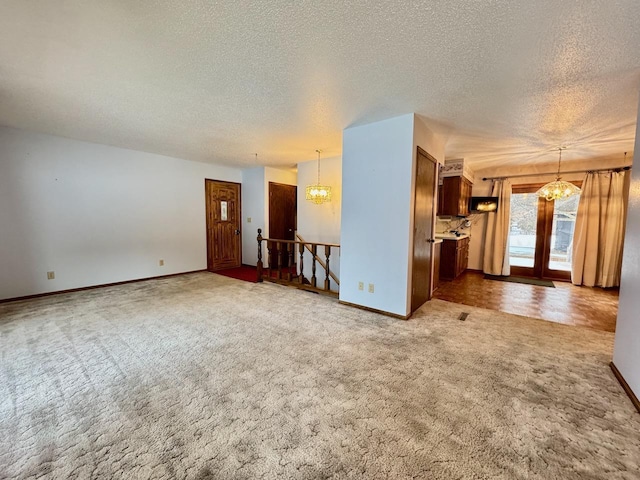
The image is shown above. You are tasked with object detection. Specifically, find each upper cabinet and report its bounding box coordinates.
[438,176,473,216]
[438,158,474,217]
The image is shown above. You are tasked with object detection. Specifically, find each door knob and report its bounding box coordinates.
[234,229,240,235]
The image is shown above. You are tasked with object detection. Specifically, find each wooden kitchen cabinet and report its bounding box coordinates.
[438,176,473,216]
[440,237,469,280]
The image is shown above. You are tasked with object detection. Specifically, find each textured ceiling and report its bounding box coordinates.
[1,1,639,169]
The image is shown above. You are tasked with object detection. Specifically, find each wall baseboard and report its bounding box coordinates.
[339,300,410,320]
[0,270,207,304]
[610,362,640,414]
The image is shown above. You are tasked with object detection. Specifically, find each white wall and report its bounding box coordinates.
[413,115,446,167]
[297,156,342,290]
[341,113,445,317]
[240,166,297,266]
[264,167,296,200]
[613,95,640,400]
[0,127,241,300]
[241,167,265,266]
[296,157,341,244]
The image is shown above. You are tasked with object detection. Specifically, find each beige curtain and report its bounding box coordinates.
[571,171,629,287]
[483,179,511,276]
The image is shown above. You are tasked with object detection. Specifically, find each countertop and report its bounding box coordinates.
[435,233,470,241]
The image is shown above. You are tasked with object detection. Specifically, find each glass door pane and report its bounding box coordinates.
[509,193,539,268]
[547,195,579,272]
[507,184,581,280]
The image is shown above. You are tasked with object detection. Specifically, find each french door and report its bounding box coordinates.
[508,184,581,281]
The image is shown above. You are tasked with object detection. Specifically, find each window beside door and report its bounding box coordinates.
[509,192,538,268]
[549,195,579,271]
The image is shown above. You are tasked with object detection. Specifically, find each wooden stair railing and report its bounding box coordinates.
[295,233,340,287]
[257,229,340,297]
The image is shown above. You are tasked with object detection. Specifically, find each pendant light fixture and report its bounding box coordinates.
[305,149,332,204]
[536,147,582,201]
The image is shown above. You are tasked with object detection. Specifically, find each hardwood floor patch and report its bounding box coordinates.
[484,275,555,288]
[434,271,618,332]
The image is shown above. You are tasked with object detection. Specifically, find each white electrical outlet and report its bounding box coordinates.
[247,217,252,223]
[368,283,375,293]
[47,271,55,280]
[159,259,164,266]
[358,281,364,291]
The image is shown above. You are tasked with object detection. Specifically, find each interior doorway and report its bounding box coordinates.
[205,179,242,271]
[509,184,581,280]
[411,147,438,313]
[268,182,297,268]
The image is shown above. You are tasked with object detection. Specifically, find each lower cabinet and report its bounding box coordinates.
[440,237,469,280]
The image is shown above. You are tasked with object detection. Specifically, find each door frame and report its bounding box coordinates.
[510,182,581,281]
[205,179,242,271]
[268,181,297,268]
[268,181,297,240]
[410,146,438,313]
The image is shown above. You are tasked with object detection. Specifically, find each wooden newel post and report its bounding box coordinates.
[256,228,263,282]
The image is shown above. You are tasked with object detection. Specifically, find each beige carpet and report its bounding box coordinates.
[0,272,638,479]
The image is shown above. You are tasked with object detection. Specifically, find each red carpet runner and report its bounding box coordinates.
[214,265,259,283]
[214,265,301,284]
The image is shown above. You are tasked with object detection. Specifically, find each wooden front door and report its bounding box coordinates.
[268,182,297,268]
[411,147,438,313]
[205,179,241,270]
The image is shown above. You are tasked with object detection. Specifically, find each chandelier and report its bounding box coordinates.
[536,148,581,201]
[305,149,332,204]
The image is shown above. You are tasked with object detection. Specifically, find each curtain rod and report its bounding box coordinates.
[482,165,631,181]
